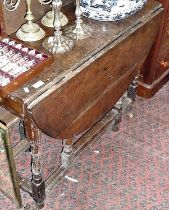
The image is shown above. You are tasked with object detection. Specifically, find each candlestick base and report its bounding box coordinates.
[65,23,92,40]
[41,10,68,28]
[42,35,74,54]
[16,22,45,42]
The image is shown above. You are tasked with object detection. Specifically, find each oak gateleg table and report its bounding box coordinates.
[0,1,163,208]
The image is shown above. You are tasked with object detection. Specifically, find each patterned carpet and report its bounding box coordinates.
[0,82,169,210]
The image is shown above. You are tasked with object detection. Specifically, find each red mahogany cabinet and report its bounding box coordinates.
[137,0,169,98]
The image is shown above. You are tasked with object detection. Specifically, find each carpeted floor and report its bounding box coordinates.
[0,82,169,210]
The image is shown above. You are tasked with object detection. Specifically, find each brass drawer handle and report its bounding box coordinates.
[159,60,169,68]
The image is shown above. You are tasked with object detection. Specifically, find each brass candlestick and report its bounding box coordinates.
[40,0,67,28]
[65,0,92,40]
[43,0,74,54]
[3,0,45,42]
[41,7,68,27]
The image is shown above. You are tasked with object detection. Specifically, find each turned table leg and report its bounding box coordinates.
[112,96,123,132]
[30,142,45,209]
[19,120,26,141]
[24,115,45,209]
[61,138,74,169]
[126,75,139,117]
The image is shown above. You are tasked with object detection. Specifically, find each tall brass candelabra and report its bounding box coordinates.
[41,3,68,27]
[66,0,92,40]
[43,0,74,54]
[3,0,48,41]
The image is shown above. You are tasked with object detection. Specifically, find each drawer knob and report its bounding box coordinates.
[160,60,169,68]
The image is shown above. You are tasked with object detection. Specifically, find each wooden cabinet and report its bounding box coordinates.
[137,0,169,98]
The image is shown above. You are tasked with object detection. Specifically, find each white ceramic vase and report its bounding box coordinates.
[80,0,148,21]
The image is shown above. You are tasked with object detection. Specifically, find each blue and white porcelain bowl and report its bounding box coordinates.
[80,0,148,21]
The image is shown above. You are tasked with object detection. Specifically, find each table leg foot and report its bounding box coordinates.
[31,143,45,209]
[61,138,74,169]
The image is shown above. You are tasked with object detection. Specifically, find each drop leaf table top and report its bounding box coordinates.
[0,0,163,140]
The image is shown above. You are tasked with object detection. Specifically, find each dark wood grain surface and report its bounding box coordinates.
[0,1,163,139]
[10,1,162,102]
[29,1,163,139]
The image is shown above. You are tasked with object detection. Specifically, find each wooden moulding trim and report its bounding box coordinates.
[138,67,169,89]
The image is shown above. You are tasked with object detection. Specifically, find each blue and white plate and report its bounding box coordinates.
[80,0,148,21]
